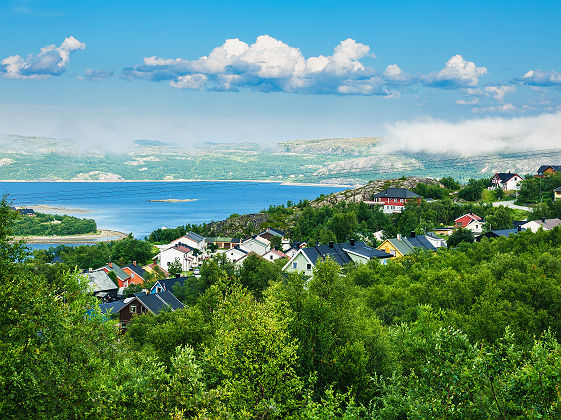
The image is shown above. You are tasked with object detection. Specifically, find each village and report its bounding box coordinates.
[76,166,561,328]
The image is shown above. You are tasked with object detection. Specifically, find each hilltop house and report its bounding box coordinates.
[536,165,561,177]
[118,291,184,327]
[491,172,523,191]
[377,232,443,258]
[283,240,392,277]
[454,213,485,234]
[364,188,421,214]
[521,218,561,233]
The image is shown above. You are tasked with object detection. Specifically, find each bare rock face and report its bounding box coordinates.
[205,212,270,236]
[72,171,125,181]
[311,176,443,207]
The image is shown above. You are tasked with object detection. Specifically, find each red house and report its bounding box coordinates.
[365,188,421,214]
[454,213,484,233]
[121,261,147,287]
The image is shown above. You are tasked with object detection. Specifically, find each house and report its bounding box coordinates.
[98,300,125,316]
[239,237,270,255]
[157,243,198,273]
[365,188,421,214]
[521,218,561,233]
[150,276,188,294]
[100,263,130,288]
[83,269,119,302]
[222,246,248,263]
[491,172,523,191]
[262,248,288,262]
[454,213,485,234]
[159,231,207,253]
[256,227,290,250]
[119,291,184,327]
[122,261,146,287]
[377,232,441,258]
[555,187,561,200]
[142,262,169,279]
[205,236,241,250]
[536,165,561,177]
[433,226,455,236]
[283,240,392,277]
[285,241,307,259]
[424,232,447,248]
[476,226,524,241]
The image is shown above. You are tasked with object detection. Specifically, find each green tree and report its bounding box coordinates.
[168,257,183,277]
[448,227,474,247]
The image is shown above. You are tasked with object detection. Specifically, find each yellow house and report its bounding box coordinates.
[377,238,403,258]
[377,233,446,259]
[555,187,561,200]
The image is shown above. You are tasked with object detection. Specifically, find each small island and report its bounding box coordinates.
[147,198,199,202]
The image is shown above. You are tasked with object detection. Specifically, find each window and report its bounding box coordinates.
[306,263,312,270]
[292,262,298,269]
[130,305,137,313]
[270,255,274,260]
[141,306,147,314]
[167,261,171,267]
[390,250,396,256]
[156,287,162,293]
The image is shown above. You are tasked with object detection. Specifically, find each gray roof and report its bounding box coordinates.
[478,228,525,239]
[102,264,129,281]
[526,218,561,230]
[85,270,118,293]
[124,263,146,278]
[150,276,188,293]
[186,231,205,243]
[301,241,391,267]
[372,187,421,199]
[133,291,184,314]
[98,300,125,314]
[387,235,437,256]
[494,172,519,183]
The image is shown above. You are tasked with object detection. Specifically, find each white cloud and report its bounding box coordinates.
[381,111,561,156]
[122,35,393,95]
[485,85,515,101]
[521,69,561,86]
[472,103,515,113]
[383,64,409,82]
[0,36,85,79]
[456,98,479,105]
[78,68,113,81]
[422,54,487,88]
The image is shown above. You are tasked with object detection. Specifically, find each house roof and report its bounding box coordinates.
[85,270,118,293]
[554,187,561,192]
[102,264,130,281]
[231,245,248,254]
[301,241,391,267]
[258,227,285,237]
[170,243,195,254]
[386,235,437,256]
[151,276,188,293]
[186,231,205,243]
[372,188,421,199]
[98,300,125,315]
[265,249,288,258]
[524,218,561,230]
[142,263,169,278]
[124,263,146,278]
[133,291,184,314]
[494,172,520,183]
[480,228,525,238]
[455,213,483,222]
[537,165,561,175]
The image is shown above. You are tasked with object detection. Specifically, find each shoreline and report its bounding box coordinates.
[0,178,360,188]
[13,229,128,244]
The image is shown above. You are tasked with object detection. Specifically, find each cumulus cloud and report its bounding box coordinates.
[485,85,515,101]
[381,111,561,156]
[383,64,410,82]
[422,54,487,88]
[520,69,561,86]
[472,103,515,113]
[0,36,85,79]
[78,68,113,81]
[122,35,396,95]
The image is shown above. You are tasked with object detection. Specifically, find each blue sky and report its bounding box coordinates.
[0,0,560,151]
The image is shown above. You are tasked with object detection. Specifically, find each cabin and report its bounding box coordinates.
[283,240,391,277]
[454,213,485,233]
[119,291,184,327]
[536,165,561,177]
[377,232,442,258]
[491,172,523,191]
[365,188,421,214]
[521,218,561,233]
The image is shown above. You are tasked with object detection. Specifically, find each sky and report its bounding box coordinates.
[0,0,560,153]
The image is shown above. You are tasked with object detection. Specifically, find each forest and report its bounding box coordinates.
[11,211,97,236]
[2,194,561,418]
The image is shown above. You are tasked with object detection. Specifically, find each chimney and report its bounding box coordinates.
[108,262,112,268]
[411,231,416,238]
[350,239,355,246]
[133,261,137,266]
[397,233,402,240]
[329,241,334,248]
[175,273,181,278]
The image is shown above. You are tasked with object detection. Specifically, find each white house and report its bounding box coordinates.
[262,248,288,262]
[159,231,207,253]
[424,232,447,248]
[239,237,270,255]
[157,244,198,273]
[222,246,248,263]
[521,218,561,233]
[491,172,523,191]
[454,213,485,234]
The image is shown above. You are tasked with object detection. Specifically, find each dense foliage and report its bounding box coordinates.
[12,211,97,236]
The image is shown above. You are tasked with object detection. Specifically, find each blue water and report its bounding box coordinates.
[1,181,345,239]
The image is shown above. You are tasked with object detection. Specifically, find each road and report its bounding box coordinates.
[492,200,532,212]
